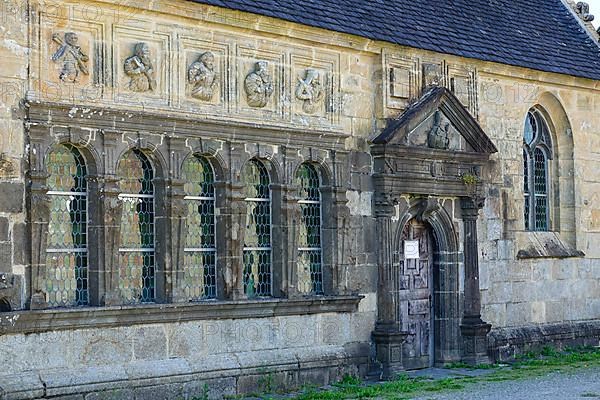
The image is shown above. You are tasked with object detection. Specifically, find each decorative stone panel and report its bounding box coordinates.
[113,25,172,106]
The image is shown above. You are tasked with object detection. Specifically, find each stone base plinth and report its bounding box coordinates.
[461,320,492,365]
[372,328,409,379]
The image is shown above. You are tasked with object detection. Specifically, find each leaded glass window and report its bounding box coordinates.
[45,144,88,307]
[523,110,552,231]
[118,149,155,303]
[242,160,272,297]
[182,155,216,301]
[296,164,323,295]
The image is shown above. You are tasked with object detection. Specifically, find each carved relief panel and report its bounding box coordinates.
[113,25,171,105]
[179,32,230,110]
[35,6,105,100]
[291,49,339,125]
[236,45,285,117]
[383,51,419,110]
[448,64,478,117]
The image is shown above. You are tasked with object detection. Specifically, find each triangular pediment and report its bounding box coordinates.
[372,87,498,154]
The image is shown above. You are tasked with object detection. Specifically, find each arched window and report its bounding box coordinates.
[242,160,272,297]
[118,149,155,303]
[45,144,88,307]
[296,163,323,295]
[523,109,552,231]
[182,155,216,300]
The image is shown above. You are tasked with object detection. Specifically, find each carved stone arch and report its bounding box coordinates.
[44,138,101,177]
[115,145,166,182]
[293,155,334,188]
[294,147,334,186]
[184,147,228,183]
[392,197,462,367]
[240,153,282,185]
[394,198,459,255]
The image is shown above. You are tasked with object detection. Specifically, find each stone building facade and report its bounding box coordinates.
[0,0,599,398]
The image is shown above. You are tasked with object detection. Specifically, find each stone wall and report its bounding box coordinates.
[0,0,599,397]
[476,72,600,328]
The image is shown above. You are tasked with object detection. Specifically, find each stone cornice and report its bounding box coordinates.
[0,296,363,335]
[25,101,350,151]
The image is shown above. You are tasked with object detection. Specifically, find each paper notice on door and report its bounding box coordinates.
[404,240,420,259]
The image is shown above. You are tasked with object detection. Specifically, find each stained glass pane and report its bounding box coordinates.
[182,155,216,301]
[296,164,323,295]
[243,249,271,297]
[534,148,547,195]
[533,148,549,231]
[44,144,88,307]
[243,160,272,297]
[523,112,535,145]
[117,150,155,303]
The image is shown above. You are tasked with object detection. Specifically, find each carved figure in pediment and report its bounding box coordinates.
[188,51,218,101]
[244,61,274,108]
[124,43,157,92]
[428,111,450,150]
[295,68,325,114]
[51,32,89,83]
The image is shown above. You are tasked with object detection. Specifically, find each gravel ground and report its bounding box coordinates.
[412,367,600,400]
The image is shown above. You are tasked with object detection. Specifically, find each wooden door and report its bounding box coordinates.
[398,219,434,369]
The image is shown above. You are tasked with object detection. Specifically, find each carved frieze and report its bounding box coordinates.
[124,43,157,92]
[295,68,325,114]
[188,51,218,101]
[244,60,274,108]
[51,32,89,83]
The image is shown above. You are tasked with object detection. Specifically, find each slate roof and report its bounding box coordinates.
[188,0,600,81]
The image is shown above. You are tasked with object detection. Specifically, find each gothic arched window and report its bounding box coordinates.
[242,159,272,297]
[523,109,553,231]
[118,149,156,303]
[296,163,323,295]
[45,144,88,307]
[182,155,216,300]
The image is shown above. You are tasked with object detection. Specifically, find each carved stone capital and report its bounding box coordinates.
[460,196,485,219]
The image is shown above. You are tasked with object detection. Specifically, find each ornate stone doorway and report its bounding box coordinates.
[370,87,498,376]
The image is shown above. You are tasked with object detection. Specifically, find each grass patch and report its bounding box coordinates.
[285,347,600,400]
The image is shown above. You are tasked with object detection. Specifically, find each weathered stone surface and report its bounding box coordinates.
[0,182,23,213]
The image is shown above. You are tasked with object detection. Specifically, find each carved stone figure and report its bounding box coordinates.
[576,2,595,22]
[244,61,274,108]
[188,51,218,101]
[428,111,450,150]
[51,32,89,83]
[295,69,325,114]
[124,43,157,92]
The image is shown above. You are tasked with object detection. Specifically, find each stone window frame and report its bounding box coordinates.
[523,108,554,232]
[516,94,584,259]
